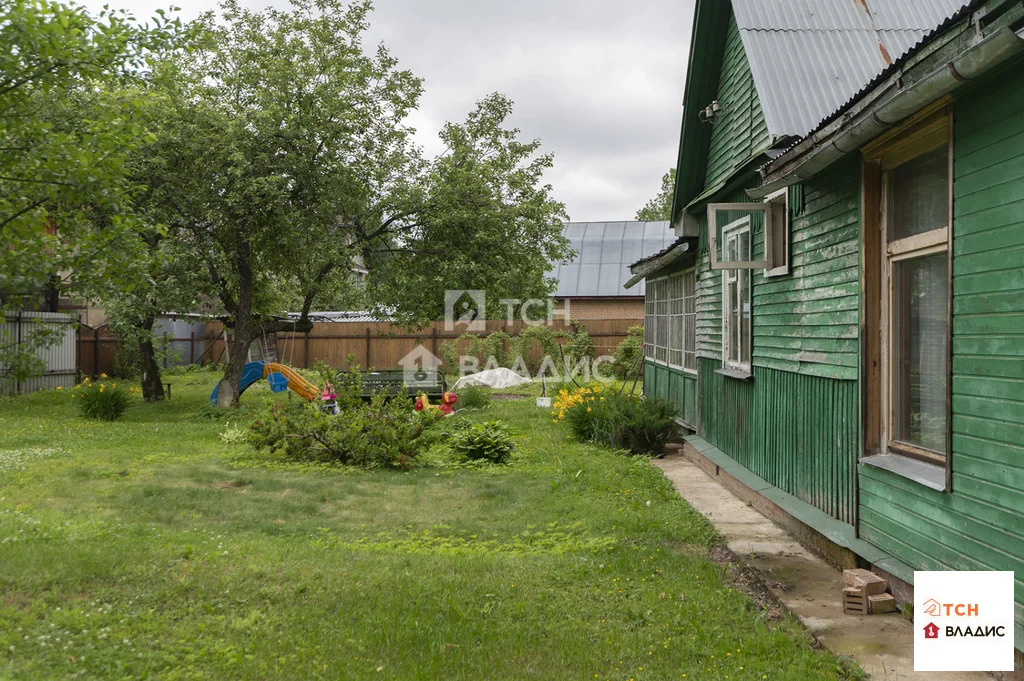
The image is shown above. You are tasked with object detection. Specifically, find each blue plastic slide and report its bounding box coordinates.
[209,361,267,405]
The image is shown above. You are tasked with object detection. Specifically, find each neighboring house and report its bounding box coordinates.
[627,0,1023,657]
[550,221,675,321]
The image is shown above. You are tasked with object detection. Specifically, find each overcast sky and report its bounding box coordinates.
[84,0,695,222]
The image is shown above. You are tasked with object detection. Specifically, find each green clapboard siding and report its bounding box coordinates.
[702,13,770,193]
[751,156,861,380]
[698,358,859,525]
[643,361,697,427]
[859,64,1024,649]
[693,159,861,378]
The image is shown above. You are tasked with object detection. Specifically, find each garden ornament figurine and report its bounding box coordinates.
[414,391,458,415]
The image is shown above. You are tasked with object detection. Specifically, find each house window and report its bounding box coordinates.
[644,281,656,361]
[721,218,751,371]
[644,277,669,363]
[862,104,951,477]
[682,269,697,371]
[884,145,949,463]
[654,278,668,363]
[707,196,790,273]
[644,271,697,370]
[668,274,683,367]
[664,269,697,370]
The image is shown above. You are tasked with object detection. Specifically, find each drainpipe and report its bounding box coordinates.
[753,26,1024,197]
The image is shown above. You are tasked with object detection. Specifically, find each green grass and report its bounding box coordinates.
[0,373,859,680]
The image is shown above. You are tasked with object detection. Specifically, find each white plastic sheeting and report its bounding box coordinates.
[452,368,531,391]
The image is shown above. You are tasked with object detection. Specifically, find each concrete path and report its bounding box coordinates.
[654,453,991,681]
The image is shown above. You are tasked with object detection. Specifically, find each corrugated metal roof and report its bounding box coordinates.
[732,0,971,137]
[550,221,675,298]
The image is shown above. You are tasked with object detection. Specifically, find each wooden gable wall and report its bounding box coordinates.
[701,13,770,194]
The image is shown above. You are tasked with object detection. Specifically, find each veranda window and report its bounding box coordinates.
[682,269,697,371]
[721,219,751,372]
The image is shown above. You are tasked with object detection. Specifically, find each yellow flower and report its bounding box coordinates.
[55,386,63,391]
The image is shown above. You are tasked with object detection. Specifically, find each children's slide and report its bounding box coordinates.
[209,361,320,404]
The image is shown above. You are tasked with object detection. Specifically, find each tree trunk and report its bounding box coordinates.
[215,327,253,407]
[138,316,165,402]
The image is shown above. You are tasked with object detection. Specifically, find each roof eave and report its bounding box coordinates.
[625,238,698,289]
[753,20,1024,197]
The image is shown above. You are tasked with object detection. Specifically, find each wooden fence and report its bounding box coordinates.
[78,324,217,378]
[76,318,638,377]
[202,318,638,371]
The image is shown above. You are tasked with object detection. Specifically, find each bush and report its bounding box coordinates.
[555,384,677,455]
[247,391,441,469]
[610,326,644,380]
[450,420,514,463]
[72,376,135,421]
[457,384,492,410]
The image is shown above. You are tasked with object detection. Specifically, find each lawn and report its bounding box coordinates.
[0,371,859,680]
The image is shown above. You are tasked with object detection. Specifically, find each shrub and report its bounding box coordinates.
[610,326,644,380]
[247,391,441,469]
[556,384,677,455]
[450,420,514,463]
[457,384,492,410]
[72,377,135,421]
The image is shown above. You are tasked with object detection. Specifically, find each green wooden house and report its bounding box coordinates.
[628,0,1024,654]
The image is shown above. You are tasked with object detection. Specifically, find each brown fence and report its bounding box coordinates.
[77,318,638,377]
[203,318,638,371]
[78,324,218,378]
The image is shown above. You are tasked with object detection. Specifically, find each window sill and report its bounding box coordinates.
[860,453,947,492]
[714,367,753,381]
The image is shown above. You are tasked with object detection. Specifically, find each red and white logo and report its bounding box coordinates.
[914,571,1013,672]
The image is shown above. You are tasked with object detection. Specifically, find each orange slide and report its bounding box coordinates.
[263,362,320,401]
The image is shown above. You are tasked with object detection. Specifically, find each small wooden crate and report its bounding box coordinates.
[843,586,868,615]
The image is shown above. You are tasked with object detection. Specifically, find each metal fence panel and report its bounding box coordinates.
[1,311,77,395]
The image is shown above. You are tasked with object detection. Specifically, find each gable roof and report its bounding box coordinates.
[671,0,971,220]
[550,222,674,298]
[733,0,972,138]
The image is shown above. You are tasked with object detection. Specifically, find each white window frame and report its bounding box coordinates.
[667,273,684,369]
[708,202,770,270]
[721,219,752,373]
[763,188,790,277]
[644,279,656,361]
[682,268,697,374]
[654,277,668,364]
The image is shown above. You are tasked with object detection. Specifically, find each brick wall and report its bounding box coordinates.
[554,297,644,322]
